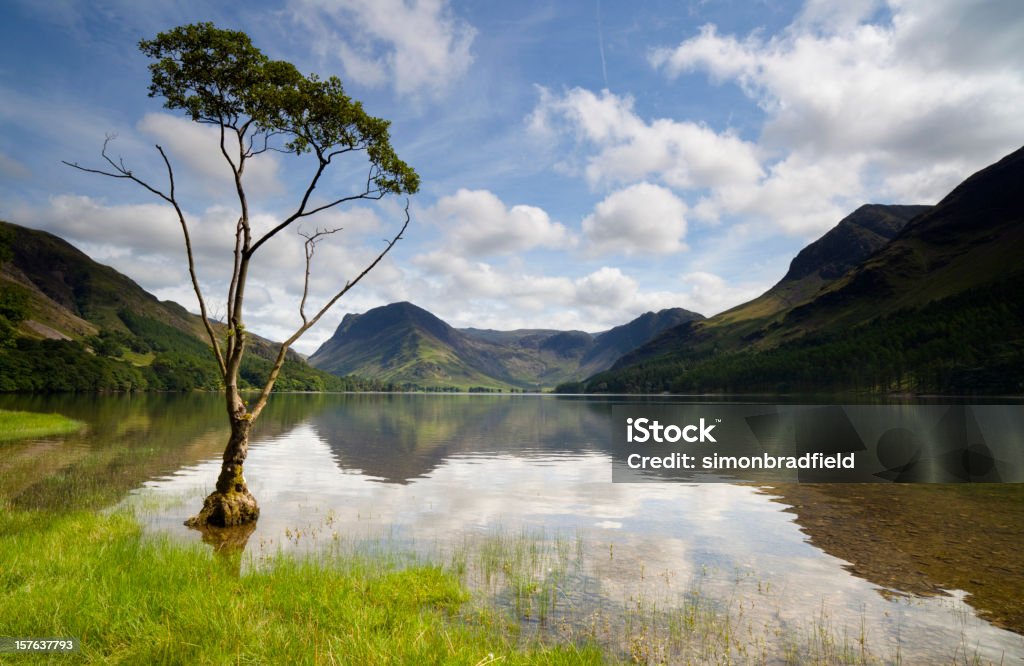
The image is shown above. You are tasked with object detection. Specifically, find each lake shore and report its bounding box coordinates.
[0,506,600,664]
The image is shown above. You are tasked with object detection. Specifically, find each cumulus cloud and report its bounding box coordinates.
[20,193,763,348]
[30,194,200,257]
[693,152,869,234]
[527,1,1024,238]
[287,0,476,99]
[675,272,768,317]
[429,188,572,256]
[574,267,637,307]
[138,113,283,199]
[529,87,763,190]
[649,0,1024,213]
[410,247,713,331]
[582,182,688,256]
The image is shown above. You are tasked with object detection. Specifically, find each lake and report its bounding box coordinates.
[1,392,1022,663]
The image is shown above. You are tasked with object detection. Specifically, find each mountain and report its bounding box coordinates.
[307,302,507,389]
[578,308,706,376]
[582,145,1024,394]
[1,220,206,341]
[309,302,702,390]
[612,203,930,368]
[0,220,370,393]
[771,204,931,308]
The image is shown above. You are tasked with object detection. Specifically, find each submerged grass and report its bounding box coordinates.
[2,504,1011,665]
[0,409,84,442]
[439,529,1009,665]
[1,497,1012,664]
[0,506,601,664]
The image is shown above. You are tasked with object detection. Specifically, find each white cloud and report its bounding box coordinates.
[138,113,283,199]
[694,152,869,235]
[30,194,198,257]
[526,1,1024,238]
[530,87,763,190]
[582,182,688,256]
[19,193,763,349]
[649,0,1024,212]
[573,267,637,307]
[287,0,476,99]
[675,272,768,317]
[410,248,709,331]
[430,188,572,256]
[413,250,573,305]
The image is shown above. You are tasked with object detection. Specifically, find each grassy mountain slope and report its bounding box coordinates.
[309,302,702,390]
[1,221,199,341]
[0,220,372,393]
[785,146,1024,329]
[308,302,507,389]
[581,145,1024,394]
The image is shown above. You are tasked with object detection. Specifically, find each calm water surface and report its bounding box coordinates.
[2,393,1022,663]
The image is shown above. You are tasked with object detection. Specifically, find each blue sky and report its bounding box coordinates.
[1,0,1022,354]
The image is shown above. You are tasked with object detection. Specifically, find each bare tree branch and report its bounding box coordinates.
[249,200,410,419]
[247,163,383,258]
[298,225,343,326]
[155,144,228,377]
[245,155,329,258]
[63,137,228,376]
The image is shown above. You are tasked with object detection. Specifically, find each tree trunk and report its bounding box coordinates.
[185,415,260,528]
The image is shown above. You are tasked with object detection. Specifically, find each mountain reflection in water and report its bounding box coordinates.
[2,392,1021,662]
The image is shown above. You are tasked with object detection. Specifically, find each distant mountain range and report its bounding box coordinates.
[308,301,702,390]
[3,143,1022,395]
[579,144,1024,394]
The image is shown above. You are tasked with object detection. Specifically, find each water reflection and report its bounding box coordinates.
[0,392,325,510]
[309,394,609,483]
[2,393,1021,662]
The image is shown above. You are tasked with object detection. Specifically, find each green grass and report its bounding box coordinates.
[121,350,155,367]
[0,507,602,664]
[0,409,84,442]
[2,503,1004,665]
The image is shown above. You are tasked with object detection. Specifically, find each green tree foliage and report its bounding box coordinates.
[0,339,147,392]
[66,22,419,411]
[140,23,418,197]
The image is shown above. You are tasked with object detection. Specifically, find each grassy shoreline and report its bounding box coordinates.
[0,507,600,664]
[0,409,84,442]
[4,503,1016,664]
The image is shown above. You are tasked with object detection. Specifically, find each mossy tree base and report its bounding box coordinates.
[186,413,258,528]
[185,488,259,528]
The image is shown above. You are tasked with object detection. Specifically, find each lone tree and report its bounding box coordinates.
[65,23,419,528]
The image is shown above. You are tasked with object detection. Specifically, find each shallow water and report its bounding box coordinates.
[2,392,1022,663]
